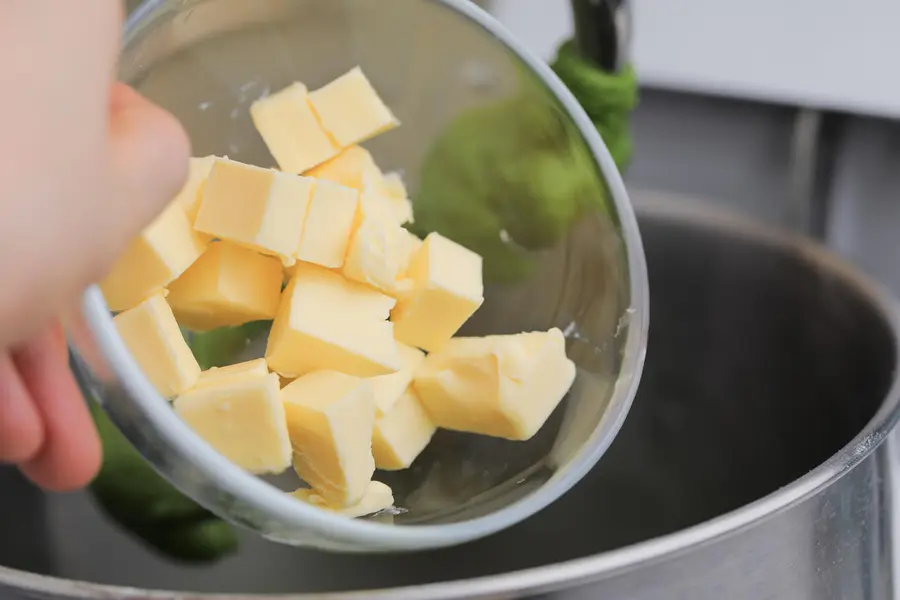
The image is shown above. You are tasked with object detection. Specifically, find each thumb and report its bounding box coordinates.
[104,83,191,246]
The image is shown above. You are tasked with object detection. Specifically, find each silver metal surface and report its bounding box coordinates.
[786,108,823,236]
[3,197,900,598]
[65,0,648,551]
[827,115,900,297]
[626,90,798,228]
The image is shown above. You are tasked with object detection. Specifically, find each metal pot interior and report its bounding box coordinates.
[0,201,896,596]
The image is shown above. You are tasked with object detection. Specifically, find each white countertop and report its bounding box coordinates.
[493,0,900,120]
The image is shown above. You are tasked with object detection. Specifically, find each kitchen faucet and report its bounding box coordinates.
[571,0,630,73]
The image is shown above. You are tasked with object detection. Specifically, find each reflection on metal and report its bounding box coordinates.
[786,108,845,239]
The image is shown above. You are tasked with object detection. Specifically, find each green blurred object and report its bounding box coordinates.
[552,41,638,170]
[410,41,638,284]
[188,320,272,369]
[87,35,637,563]
[87,322,275,561]
[88,401,239,562]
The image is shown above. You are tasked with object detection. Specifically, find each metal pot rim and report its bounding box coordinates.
[3,196,899,600]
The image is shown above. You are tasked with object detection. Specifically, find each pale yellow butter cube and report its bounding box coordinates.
[372,388,436,470]
[306,148,412,225]
[173,156,217,223]
[174,372,291,474]
[377,171,414,225]
[296,180,358,269]
[386,197,414,226]
[309,67,399,147]
[304,145,384,192]
[392,230,423,297]
[290,481,393,518]
[194,158,314,265]
[250,82,341,173]
[101,203,207,312]
[391,232,484,352]
[370,342,425,415]
[342,193,410,294]
[413,329,576,441]
[166,241,283,332]
[194,358,269,390]
[114,292,200,398]
[266,264,400,378]
[397,230,423,271]
[379,171,407,199]
[283,371,376,506]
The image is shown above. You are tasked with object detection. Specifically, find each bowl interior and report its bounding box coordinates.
[106,0,638,528]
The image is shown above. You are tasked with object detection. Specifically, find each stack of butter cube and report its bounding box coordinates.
[101,67,576,518]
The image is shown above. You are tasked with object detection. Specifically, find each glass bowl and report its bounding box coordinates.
[66,0,648,552]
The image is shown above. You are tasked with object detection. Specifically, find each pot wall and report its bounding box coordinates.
[1,202,898,599]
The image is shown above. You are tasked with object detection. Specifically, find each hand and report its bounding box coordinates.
[0,2,190,490]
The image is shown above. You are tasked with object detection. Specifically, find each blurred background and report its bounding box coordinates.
[124,0,900,300]
[492,0,900,300]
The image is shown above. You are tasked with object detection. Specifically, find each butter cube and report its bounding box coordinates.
[391,232,484,352]
[194,358,269,389]
[266,264,400,378]
[370,343,425,415]
[377,172,414,225]
[166,241,283,331]
[379,171,407,200]
[309,67,399,147]
[194,158,314,265]
[413,329,576,440]
[304,145,384,192]
[387,197,414,226]
[342,193,410,294]
[174,372,291,474]
[114,292,200,398]
[397,230,423,270]
[392,230,424,297]
[296,180,358,269]
[282,371,376,506]
[372,388,436,470]
[305,148,412,225]
[101,203,207,312]
[250,82,341,173]
[173,156,217,222]
[290,481,393,518]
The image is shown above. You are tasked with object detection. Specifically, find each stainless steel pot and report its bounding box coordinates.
[2,196,899,599]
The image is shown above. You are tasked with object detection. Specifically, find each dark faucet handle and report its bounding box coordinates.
[571,0,631,73]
